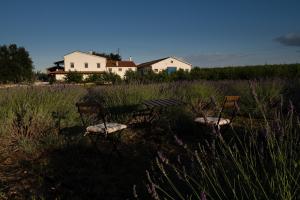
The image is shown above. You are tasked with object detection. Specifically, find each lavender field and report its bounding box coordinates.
[0,80,299,199]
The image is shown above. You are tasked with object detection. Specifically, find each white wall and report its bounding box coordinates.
[64,51,107,72]
[55,74,66,81]
[107,67,137,78]
[151,57,192,73]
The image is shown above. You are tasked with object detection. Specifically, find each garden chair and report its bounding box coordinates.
[194,96,240,157]
[194,96,240,133]
[75,101,127,158]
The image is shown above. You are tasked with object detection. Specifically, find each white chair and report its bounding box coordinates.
[76,101,127,157]
[194,96,240,131]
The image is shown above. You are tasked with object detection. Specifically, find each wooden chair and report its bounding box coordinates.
[75,101,127,157]
[194,96,240,132]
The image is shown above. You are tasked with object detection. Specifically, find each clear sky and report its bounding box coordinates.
[1,0,300,70]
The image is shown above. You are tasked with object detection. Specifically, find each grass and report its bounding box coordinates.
[0,80,299,199]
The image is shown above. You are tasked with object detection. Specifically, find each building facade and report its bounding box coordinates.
[47,51,136,80]
[137,57,192,74]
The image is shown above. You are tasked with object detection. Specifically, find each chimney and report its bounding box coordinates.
[89,51,94,54]
[129,56,132,61]
[116,61,119,66]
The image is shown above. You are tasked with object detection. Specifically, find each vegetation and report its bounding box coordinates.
[191,63,300,80]
[108,63,300,84]
[64,71,83,83]
[35,71,49,82]
[85,72,122,84]
[0,44,34,83]
[92,52,122,61]
[146,90,300,199]
[0,80,299,199]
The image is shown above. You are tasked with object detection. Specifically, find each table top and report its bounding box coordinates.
[142,98,184,108]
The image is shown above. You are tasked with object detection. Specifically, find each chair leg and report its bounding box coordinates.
[88,134,102,153]
[104,131,123,169]
[112,131,122,158]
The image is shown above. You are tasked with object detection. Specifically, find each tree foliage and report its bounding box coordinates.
[0,44,34,83]
[190,64,300,80]
[92,52,122,61]
[64,71,83,83]
[86,72,121,84]
[122,63,300,84]
[35,71,49,82]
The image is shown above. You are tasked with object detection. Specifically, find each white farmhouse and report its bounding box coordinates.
[137,57,192,74]
[106,60,137,78]
[47,51,136,80]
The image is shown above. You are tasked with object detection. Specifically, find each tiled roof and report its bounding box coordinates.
[137,57,192,68]
[106,60,136,67]
[47,66,64,71]
[49,71,106,75]
[137,57,169,68]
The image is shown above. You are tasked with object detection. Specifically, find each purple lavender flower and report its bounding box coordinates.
[200,191,207,200]
[157,151,169,164]
[174,135,184,146]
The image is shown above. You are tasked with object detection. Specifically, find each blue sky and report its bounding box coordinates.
[1,0,300,70]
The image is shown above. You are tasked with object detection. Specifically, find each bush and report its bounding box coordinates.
[65,71,83,83]
[102,72,121,84]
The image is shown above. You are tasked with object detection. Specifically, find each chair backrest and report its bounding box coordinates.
[75,102,107,129]
[217,96,240,125]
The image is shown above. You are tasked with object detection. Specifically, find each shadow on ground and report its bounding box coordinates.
[0,121,210,199]
[26,126,162,200]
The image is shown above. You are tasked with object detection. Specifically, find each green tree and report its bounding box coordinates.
[64,71,83,83]
[124,70,143,83]
[35,71,49,81]
[170,69,190,81]
[85,73,103,82]
[0,44,34,83]
[102,72,121,84]
[92,52,122,61]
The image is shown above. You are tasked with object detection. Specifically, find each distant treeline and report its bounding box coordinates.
[38,63,300,84]
[191,64,300,80]
[123,63,300,83]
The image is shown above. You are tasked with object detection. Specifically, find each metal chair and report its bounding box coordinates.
[194,96,240,132]
[194,96,240,157]
[75,101,127,157]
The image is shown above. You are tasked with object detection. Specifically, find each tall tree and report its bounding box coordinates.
[0,44,34,83]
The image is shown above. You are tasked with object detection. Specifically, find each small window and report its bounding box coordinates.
[84,63,88,68]
[108,68,112,72]
[170,60,173,63]
[118,68,122,71]
[70,62,74,68]
[97,63,101,68]
[154,69,158,72]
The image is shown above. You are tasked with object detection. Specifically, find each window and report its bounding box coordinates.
[70,62,74,68]
[154,69,158,72]
[118,68,122,71]
[85,63,88,68]
[97,63,101,68]
[108,68,112,72]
